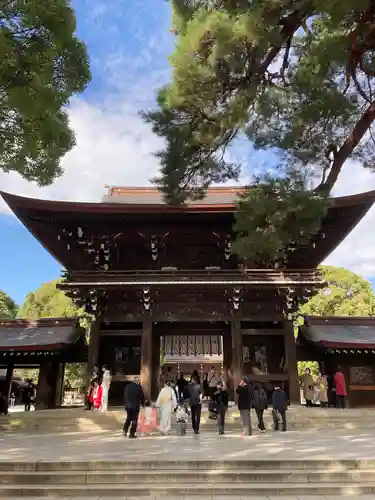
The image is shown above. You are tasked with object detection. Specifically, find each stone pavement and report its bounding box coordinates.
[2,428,375,498]
[2,495,375,499]
[2,427,375,462]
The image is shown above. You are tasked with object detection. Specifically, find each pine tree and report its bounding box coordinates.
[144,0,375,263]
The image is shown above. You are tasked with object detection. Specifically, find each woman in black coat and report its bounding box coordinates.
[213,382,229,435]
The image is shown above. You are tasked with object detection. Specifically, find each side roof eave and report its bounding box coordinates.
[2,188,375,214]
[299,315,375,349]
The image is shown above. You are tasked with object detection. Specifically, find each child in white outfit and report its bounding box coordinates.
[176,404,189,436]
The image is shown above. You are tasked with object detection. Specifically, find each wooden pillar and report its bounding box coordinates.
[87,317,101,377]
[85,317,101,409]
[35,360,61,409]
[151,333,160,401]
[284,319,300,405]
[140,318,152,401]
[5,363,14,406]
[231,318,243,397]
[55,363,65,407]
[223,328,233,399]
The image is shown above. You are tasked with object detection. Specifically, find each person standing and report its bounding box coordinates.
[123,377,145,438]
[213,382,229,435]
[100,366,112,412]
[191,370,201,386]
[272,384,288,432]
[208,367,219,399]
[23,379,36,412]
[156,382,177,435]
[188,376,202,434]
[236,376,253,436]
[89,380,103,410]
[252,382,268,432]
[302,368,315,407]
[176,374,187,402]
[86,365,100,411]
[316,372,328,408]
[202,373,209,400]
[334,367,347,409]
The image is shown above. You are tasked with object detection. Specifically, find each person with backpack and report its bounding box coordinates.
[236,375,253,436]
[187,376,202,434]
[252,382,268,432]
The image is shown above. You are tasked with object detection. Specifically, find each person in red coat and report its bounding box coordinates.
[334,367,347,409]
[88,380,103,410]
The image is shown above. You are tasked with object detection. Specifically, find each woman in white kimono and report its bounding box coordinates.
[156,382,177,435]
[100,366,112,412]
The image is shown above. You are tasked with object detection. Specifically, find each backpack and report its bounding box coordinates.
[253,389,267,410]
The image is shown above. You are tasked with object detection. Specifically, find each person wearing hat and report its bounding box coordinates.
[236,375,253,436]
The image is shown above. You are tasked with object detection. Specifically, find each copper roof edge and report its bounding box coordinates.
[2,188,375,212]
[304,315,375,324]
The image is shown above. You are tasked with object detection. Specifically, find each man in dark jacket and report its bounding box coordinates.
[252,382,268,432]
[213,382,229,435]
[236,376,253,436]
[188,376,202,434]
[272,384,288,432]
[123,377,145,438]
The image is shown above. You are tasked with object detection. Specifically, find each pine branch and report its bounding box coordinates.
[315,100,375,194]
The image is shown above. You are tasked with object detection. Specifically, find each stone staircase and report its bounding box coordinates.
[1,459,375,496]
[3,406,375,434]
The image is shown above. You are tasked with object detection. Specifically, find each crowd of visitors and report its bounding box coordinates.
[301,366,347,408]
[119,366,289,439]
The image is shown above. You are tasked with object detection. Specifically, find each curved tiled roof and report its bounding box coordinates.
[0,317,84,351]
[299,316,375,349]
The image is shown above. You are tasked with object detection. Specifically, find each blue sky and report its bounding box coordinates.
[1,0,375,305]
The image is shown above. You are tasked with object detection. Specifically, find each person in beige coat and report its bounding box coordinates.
[315,372,328,407]
[302,368,315,407]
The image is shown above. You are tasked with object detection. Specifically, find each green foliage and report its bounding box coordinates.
[14,367,39,383]
[0,290,17,319]
[17,279,88,390]
[17,279,81,319]
[0,0,91,185]
[300,265,375,317]
[296,265,375,375]
[64,363,86,389]
[298,361,320,378]
[145,0,375,260]
[233,172,330,263]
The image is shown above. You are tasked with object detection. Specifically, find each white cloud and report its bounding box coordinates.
[0,96,164,211]
[0,0,172,212]
[324,162,375,278]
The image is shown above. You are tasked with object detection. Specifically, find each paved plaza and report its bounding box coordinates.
[2,426,375,462]
[0,493,374,499]
[1,427,375,498]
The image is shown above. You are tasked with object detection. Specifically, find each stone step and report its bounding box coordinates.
[1,459,375,472]
[3,468,375,485]
[2,418,374,434]
[2,459,375,472]
[1,481,375,496]
[3,407,375,433]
